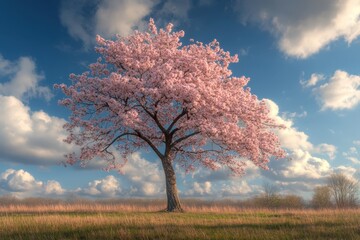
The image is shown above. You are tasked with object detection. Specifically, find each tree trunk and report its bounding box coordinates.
[161,157,183,212]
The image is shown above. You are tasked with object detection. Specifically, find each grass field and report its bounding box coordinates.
[0,201,360,240]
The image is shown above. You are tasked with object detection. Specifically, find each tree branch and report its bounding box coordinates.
[167,108,187,133]
[134,130,164,159]
[174,146,222,155]
[101,132,132,152]
[138,103,167,134]
[171,131,200,148]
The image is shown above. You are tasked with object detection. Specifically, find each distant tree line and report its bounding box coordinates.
[250,172,359,209]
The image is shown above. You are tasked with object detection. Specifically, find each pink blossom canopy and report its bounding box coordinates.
[55,19,286,174]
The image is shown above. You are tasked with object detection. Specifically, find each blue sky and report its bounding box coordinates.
[0,0,360,200]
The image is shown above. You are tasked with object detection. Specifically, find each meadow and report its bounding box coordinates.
[0,198,360,240]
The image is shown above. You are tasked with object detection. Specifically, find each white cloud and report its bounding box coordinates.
[0,54,52,101]
[265,99,313,151]
[0,169,42,192]
[220,181,252,197]
[80,152,165,197]
[236,0,360,58]
[334,165,358,182]
[0,95,75,165]
[0,169,67,198]
[343,146,360,164]
[300,73,325,88]
[353,140,360,146]
[314,143,337,160]
[280,150,331,179]
[59,0,94,47]
[60,0,158,47]
[185,181,212,196]
[310,70,360,110]
[120,153,164,196]
[95,0,157,38]
[44,180,65,195]
[82,175,121,197]
[263,99,333,181]
[348,157,360,165]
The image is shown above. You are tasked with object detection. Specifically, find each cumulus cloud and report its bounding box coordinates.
[220,181,253,197]
[0,169,67,198]
[120,153,164,196]
[354,140,360,146]
[76,153,164,198]
[265,99,313,151]
[73,152,164,198]
[60,0,158,47]
[179,158,261,198]
[313,70,360,110]
[0,167,160,199]
[183,178,256,198]
[44,180,65,195]
[81,175,121,197]
[235,0,360,58]
[0,54,52,101]
[78,152,165,197]
[273,150,331,180]
[263,99,333,182]
[185,181,212,196]
[0,95,75,165]
[0,169,43,192]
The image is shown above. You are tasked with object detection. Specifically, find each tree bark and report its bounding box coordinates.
[161,157,183,212]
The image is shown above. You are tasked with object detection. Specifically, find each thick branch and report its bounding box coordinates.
[171,131,200,148]
[167,108,187,133]
[139,103,167,134]
[134,130,164,159]
[101,131,163,160]
[101,132,132,152]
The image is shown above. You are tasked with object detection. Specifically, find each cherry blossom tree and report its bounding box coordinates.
[55,19,286,212]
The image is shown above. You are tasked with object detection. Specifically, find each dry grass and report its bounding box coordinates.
[1,199,360,239]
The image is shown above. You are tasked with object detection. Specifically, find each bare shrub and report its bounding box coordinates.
[327,173,359,208]
[311,186,333,209]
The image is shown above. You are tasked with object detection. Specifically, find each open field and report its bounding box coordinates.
[0,200,360,240]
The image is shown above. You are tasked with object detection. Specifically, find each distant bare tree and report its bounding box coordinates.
[311,186,332,209]
[327,173,359,208]
[259,182,280,208]
[263,182,279,199]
